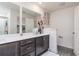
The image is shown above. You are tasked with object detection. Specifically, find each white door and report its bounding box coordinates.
[74,5,79,55]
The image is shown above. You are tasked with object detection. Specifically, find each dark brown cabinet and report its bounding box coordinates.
[20,39,35,46]
[0,35,49,56]
[19,38,35,56]
[43,35,49,52]
[36,35,49,56]
[0,42,19,56]
[36,36,44,56]
[23,51,35,56]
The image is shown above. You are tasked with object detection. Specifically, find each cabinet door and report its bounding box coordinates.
[0,42,19,56]
[36,36,44,56]
[43,35,49,51]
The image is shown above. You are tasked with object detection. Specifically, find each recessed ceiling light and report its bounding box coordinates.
[38,2,42,4]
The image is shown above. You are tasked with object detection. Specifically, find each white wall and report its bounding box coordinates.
[50,7,74,49]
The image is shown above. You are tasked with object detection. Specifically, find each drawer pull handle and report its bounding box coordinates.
[27,47,32,50]
[27,41,32,44]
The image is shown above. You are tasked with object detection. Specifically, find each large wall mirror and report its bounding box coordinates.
[22,7,40,33]
[0,2,20,35]
[0,2,41,35]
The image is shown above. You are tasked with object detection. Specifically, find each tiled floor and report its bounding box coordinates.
[41,51,59,56]
[42,46,75,56]
[58,46,75,56]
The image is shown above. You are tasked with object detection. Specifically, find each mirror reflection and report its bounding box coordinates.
[0,17,8,35]
[0,2,40,35]
[0,2,20,35]
[22,7,39,33]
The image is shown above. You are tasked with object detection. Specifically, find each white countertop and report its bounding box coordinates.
[0,28,57,53]
[0,28,57,45]
[0,33,49,45]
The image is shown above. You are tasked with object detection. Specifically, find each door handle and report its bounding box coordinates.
[73,32,75,35]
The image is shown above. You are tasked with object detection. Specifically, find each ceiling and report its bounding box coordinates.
[0,2,79,13]
[35,2,79,12]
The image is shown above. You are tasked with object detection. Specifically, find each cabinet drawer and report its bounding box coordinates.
[20,43,35,55]
[20,39,35,46]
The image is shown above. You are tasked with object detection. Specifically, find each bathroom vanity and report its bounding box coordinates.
[0,34,49,56]
[0,2,57,56]
[0,3,49,56]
